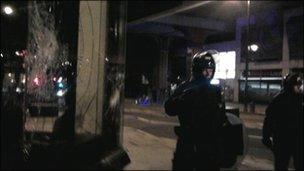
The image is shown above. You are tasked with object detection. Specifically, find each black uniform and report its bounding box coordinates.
[262,74,303,170]
[164,51,226,170]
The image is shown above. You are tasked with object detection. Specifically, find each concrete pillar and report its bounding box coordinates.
[185,47,201,79]
[159,48,169,89]
[234,44,242,102]
[75,1,107,135]
[154,37,170,103]
[101,1,127,145]
[186,48,193,79]
[282,13,290,76]
[281,7,304,76]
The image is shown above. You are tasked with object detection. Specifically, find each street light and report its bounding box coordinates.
[3,6,14,15]
[248,44,259,52]
[244,0,251,112]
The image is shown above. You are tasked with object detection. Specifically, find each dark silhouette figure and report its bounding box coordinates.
[1,91,24,169]
[164,51,226,170]
[262,73,303,170]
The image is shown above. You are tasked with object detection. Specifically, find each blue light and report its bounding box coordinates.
[58,83,64,88]
[138,97,151,106]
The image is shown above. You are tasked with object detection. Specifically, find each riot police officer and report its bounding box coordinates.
[164,51,226,170]
[262,73,303,170]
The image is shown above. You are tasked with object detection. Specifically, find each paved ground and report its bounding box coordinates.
[122,99,291,170]
[22,99,294,170]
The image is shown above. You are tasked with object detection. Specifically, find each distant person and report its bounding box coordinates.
[262,73,303,170]
[164,51,227,170]
[141,74,149,96]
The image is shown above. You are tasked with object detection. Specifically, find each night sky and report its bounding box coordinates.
[1,1,28,51]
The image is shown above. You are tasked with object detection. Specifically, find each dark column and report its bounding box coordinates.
[154,37,170,103]
[102,1,127,146]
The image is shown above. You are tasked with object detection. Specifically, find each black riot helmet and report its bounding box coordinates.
[283,73,303,92]
[192,50,217,81]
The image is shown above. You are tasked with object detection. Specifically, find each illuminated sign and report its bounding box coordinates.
[213,51,236,79]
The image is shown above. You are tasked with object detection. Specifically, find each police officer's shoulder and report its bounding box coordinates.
[271,91,287,104]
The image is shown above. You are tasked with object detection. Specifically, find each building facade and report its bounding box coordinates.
[201,6,303,104]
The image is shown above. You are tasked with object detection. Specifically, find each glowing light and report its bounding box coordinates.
[57,77,63,83]
[138,96,151,106]
[16,87,21,93]
[0,53,3,58]
[56,90,65,97]
[248,44,259,52]
[15,50,26,57]
[8,73,12,77]
[171,83,177,91]
[211,79,220,85]
[58,83,64,88]
[21,78,26,84]
[53,77,57,81]
[15,51,21,56]
[3,6,14,15]
[34,77,40,86]
[240,77,283,81]
[213,51,236,79]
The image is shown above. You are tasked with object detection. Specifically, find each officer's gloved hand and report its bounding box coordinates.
[262,136,273,151]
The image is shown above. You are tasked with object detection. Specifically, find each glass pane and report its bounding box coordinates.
[261,83,267,89]
[269,84,281,90]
